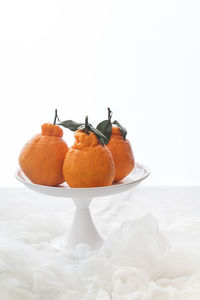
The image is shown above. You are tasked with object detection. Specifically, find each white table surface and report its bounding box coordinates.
[0,186,200,300]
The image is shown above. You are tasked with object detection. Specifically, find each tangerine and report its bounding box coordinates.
[96,108,135,182]
[19,120,68,186]
[63,128,115,188]
[108,126,134,182]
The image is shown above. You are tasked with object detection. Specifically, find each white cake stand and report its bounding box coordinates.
[15,163,149,250]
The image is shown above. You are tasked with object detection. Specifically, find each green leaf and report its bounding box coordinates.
[59,120,84,131]
[96,120,112,144]
[113,120,127,140]
[99,137,105,146]
[77,124,85,130]
[88,124,107,145]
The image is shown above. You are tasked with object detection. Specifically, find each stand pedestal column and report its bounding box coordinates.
[66,197,104,250]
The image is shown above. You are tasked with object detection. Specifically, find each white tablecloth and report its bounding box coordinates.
[0,186,200,300]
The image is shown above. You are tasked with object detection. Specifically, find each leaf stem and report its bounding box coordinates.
[53,109,58,125]
[85,116,89,134]
[107,107,113,121]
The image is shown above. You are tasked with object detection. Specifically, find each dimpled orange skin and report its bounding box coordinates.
[108,126,135,182]
[19,123,68,186]
[63,130,115,188]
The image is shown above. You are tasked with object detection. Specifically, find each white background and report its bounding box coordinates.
[0,0,200,187]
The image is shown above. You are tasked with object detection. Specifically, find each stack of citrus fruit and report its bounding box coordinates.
[19,109,134,188]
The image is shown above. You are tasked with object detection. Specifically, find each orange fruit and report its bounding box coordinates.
[108,126,134,182]
[63,129,115,188]
[19,122,68,186]
[96,108,135,182]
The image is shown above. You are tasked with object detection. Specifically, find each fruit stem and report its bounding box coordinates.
[53,109,58,125]
[107,107,113,121]
[85,116,89,134]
